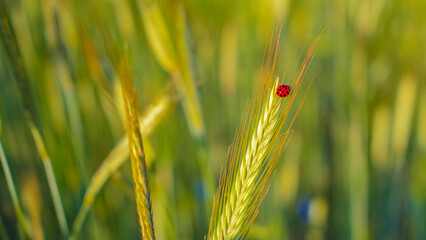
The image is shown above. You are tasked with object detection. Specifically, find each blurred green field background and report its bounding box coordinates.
[1,0,425,239]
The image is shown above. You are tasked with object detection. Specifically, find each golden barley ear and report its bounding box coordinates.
[207,29,321,239]
[117,59,156,240]
[70,91,175,239]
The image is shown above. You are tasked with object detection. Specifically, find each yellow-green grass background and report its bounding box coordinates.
[0,0,425,239]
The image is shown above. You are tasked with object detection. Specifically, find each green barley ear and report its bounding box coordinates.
[118,59,155,240]
[207,30,321,239]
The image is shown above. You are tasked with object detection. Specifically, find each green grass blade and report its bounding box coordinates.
[0,140,30,236]
[27,118,69,238]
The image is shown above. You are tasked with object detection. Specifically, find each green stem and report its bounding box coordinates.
[43,158,70,238]
[28,118,69,238]
[0,140,30,236]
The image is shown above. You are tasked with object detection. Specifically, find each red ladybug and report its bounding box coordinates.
[276,84,291,98]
